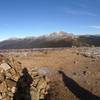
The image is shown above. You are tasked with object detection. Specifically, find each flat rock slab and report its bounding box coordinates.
[0,63,11,71]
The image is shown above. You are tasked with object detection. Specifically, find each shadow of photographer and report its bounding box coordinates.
[59,70,100,100]
[13,68,33,100]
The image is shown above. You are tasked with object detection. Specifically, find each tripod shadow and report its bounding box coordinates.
[59,71,100,100]
[13,68,33,100]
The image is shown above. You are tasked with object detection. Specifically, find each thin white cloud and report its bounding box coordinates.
[72,1,88,9]
[65,8,96,16]
[88,26,100,29]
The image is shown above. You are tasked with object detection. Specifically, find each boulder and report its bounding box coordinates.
[0,81,7,93]
[0,63,11,71]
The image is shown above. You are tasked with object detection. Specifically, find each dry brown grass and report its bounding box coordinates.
[5,48,100,99]
[13,48,100,72]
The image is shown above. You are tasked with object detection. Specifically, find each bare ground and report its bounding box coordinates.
[3,48,100,100]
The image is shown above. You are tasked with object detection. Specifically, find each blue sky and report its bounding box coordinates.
[0,0,100,40]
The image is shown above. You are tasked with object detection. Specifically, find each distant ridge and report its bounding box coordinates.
[0,31,100,49]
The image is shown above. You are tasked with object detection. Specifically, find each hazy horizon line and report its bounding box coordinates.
[0,31,100,42]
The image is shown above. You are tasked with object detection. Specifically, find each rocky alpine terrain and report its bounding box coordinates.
[0,54,50,100]
[0,47,99,100]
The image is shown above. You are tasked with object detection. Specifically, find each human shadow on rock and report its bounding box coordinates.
[13,68,33,100]
[59,70,100,100]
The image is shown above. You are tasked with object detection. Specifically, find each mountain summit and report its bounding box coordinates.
[48,31,73,40]
[0,31,73,49]
[0,32,100,49]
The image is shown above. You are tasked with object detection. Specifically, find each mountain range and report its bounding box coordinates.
[0,31,100,49]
